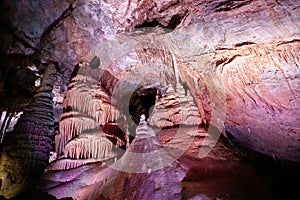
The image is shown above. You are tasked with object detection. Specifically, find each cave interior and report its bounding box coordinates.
[0,0,300,199]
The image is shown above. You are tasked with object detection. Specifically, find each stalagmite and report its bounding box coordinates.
[0,64,58,198]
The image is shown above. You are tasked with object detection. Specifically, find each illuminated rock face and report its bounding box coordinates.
[217,41,300,162]
[50,63,126,171]
[176,37,300,162]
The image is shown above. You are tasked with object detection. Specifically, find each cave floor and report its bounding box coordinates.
[14,127,299,200]
[157,127,274,200]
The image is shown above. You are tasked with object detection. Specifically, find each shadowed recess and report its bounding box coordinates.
[129,87,157,125]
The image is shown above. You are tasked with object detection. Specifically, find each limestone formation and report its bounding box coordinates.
[149,83,202,127]
[64,132,113,159]
[136,114,156,137]
[47,158,104,171]
[0,64,57,198]
[52,63,126,170]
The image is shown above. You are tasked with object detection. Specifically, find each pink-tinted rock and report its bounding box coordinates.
[0,0,299,199]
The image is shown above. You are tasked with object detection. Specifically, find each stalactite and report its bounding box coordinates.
[4,113,13,134]
[47,158,103,171]
[62,71,123,126]
[71,83,97,116]
[0,112,10,143]
[63,132,113,160]
[52,63,128,171]
[58,116,98,154]
[0,111,14,143]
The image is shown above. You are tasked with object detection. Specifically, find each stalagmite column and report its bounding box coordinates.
[0,64,57,198]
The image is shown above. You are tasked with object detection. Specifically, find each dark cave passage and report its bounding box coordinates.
[129,87,157,125]
[135,19,163,29]
[134,14,185,30]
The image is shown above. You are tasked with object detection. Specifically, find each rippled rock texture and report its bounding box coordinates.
[0,0,299,199]
[0,64,57,198]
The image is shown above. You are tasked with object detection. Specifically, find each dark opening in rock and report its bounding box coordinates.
[135,14,184,30]
[166,14,183,30]
[135,19,163,29]
[129,87,157,125]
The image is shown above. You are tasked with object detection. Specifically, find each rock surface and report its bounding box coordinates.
[41,120,278,200]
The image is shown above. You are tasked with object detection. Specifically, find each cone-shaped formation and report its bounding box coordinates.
[136,114,156,137]
[80,130,187,200]
[149,83,202,127]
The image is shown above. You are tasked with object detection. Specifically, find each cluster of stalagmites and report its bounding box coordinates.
[50,63,126,171]
[149,82,201,127]
[51,61,203,170]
